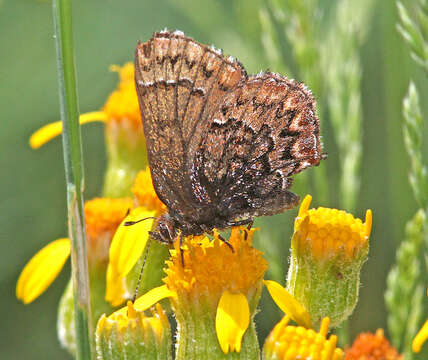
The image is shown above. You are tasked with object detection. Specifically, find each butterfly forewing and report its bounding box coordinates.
[136,31,246,218]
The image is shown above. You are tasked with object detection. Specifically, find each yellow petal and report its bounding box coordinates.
[413,318,428,353]
[365,209,373,238]
[109,207,156,277]
[105,264,127,307]
[298,195,312,218]
[215,291,250,354]
[16,238,70,304]
[29,111,108,149]
[264,280,312,328]
[133,285,176,312]
[106,284,176,316]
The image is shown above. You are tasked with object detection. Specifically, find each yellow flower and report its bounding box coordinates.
[345,329,403,360]
[287,194,372,327]
[29,63,141,149]
[101,63,141,129]
[16,197,132,304]
[263,316,344,360]
[96,301,172,359]
[105,207,156,306]
[123,228,267,357]
[293,194,372,261]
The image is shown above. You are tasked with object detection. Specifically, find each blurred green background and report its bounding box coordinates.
[1,0,427,358]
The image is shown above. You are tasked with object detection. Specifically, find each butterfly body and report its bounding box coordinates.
[135,30,322,244]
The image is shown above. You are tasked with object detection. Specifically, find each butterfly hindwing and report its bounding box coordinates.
[192,73,322,220]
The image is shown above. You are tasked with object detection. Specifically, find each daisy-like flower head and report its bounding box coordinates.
[85,197,133,265]
[101,63,141,129]
[16,197,134,355]
[16,197,133,304]
[128,228,268,357]
[29,63,147,198]
[345,329,403,360]
[96,301,171,360]
[263,316,344,360]
[29,63,142,150]
[293,195,372,262]
[164,228,267,308]
[286,195,372,328]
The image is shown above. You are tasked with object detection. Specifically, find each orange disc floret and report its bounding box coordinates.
[132,168,167,214]
[102,63,141,129]
[294,195,372,261]
[164,227,267,304]
[345,329,403,360]
[84,197,133,240]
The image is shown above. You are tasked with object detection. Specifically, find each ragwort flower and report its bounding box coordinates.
[29,63,146,197]
[125,227,268,359]
[16,197,132,304]
[96,301,172,359]
[286,195,372,327]
[263,316,344,360]
[16,197,133,355]
[345,329,403,360]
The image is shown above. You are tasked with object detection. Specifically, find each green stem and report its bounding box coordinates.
[52,0,93,358]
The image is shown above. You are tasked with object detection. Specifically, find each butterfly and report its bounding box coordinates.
[134,30,323,245]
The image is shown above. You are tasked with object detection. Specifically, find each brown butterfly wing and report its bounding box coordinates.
[189,73,322,220]
[135,31,246,220]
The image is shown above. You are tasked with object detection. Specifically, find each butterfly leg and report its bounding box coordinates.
[217,234,234,253]
[226,218,254,228]
[179,232,185,267]
[149,231,172,244]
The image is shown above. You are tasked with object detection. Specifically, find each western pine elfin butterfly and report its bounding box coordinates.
[134,30,323,245]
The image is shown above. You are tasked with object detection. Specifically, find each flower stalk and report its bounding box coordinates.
[52,0,93,358]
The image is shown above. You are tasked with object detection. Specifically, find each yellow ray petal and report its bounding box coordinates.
[105,264,127,307]
[16,238,70,304]
[413,318,428,353]
[365,209,373,238]
[109,207,156,277]
[133,285,176,312]
[298,194,312,218]
[264,280,312,328]
[29,111,108,149]
[215,291,250,354]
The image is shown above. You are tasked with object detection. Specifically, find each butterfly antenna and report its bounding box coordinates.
[124,216,158,226]
[132,237,152,303]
